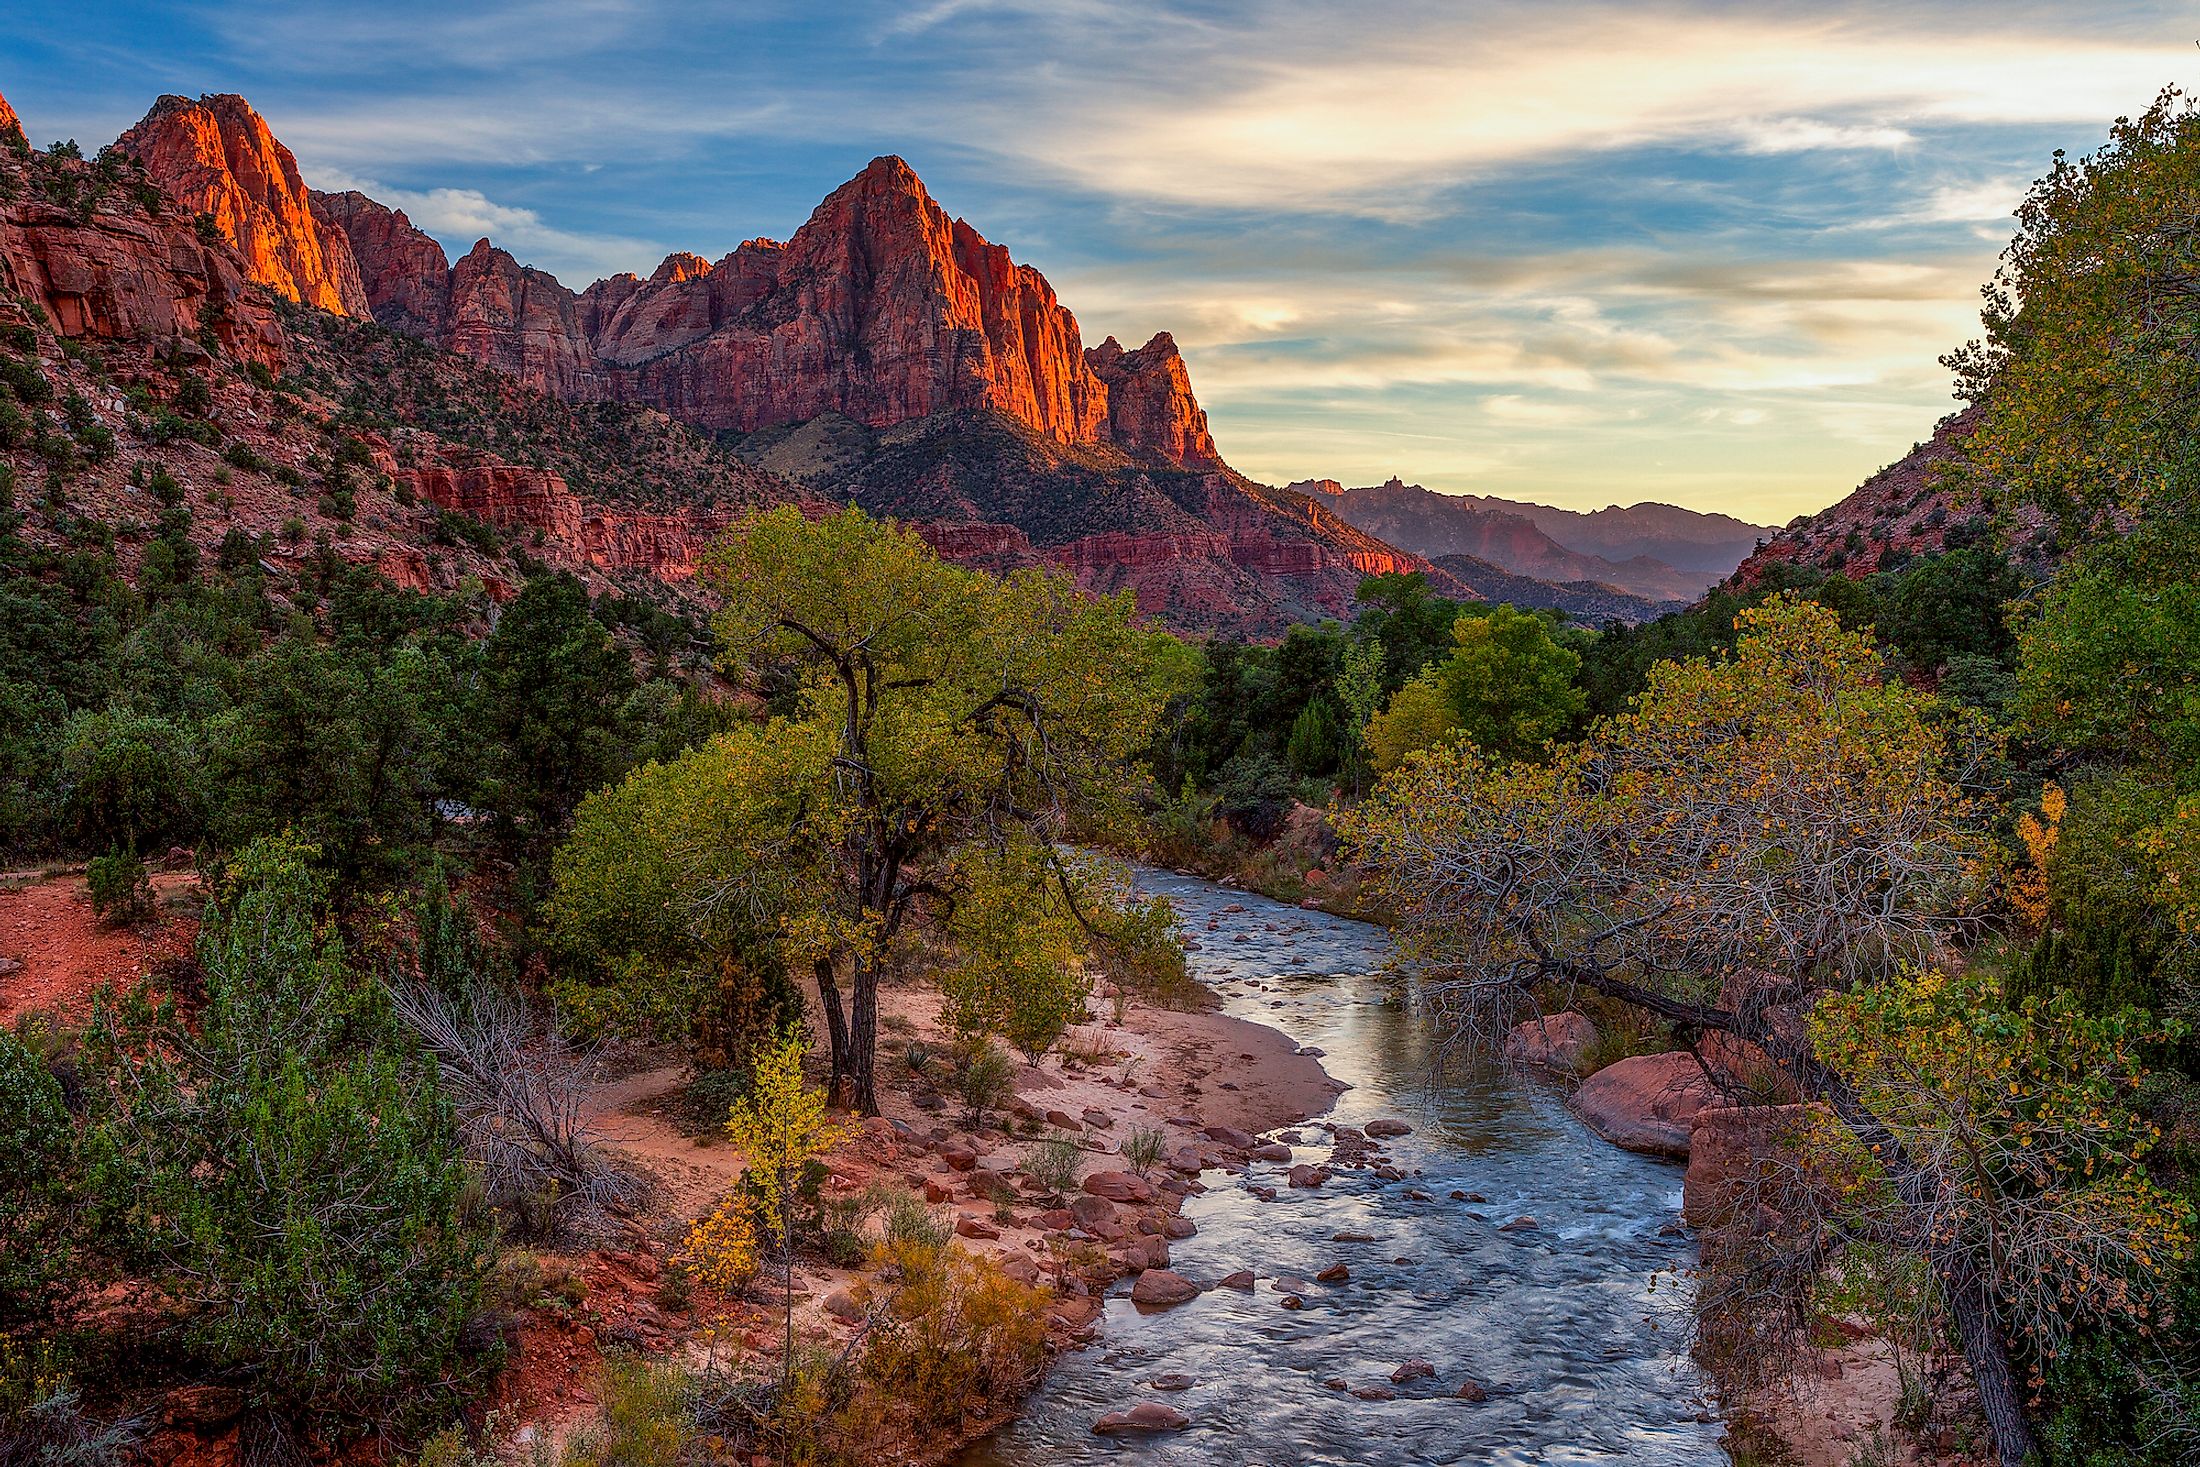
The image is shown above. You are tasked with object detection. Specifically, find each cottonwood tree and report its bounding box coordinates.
[577,507,1184,1114]
[1343,597,2186,1467]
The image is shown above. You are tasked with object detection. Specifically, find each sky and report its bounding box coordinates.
[4,2,2197,525]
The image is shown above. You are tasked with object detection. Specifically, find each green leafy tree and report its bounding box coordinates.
[473,573,636,859]
[684,507,1184,1112]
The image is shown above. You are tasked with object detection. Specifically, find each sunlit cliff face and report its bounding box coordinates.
[15,0,2198,522]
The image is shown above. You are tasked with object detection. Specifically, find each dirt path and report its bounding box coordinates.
[0,868,199,1024]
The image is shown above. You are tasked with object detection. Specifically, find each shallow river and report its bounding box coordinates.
[962,867,1728,1467]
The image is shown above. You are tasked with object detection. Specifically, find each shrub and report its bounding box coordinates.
[956,1041,1015,1130]
[84,850,153,926]
[87,836,496,1439]
[0,1033,77,1331]
[879,1190,950,1251]
[561,1355,692,1467]
[1021,1135,1084,1200]
[843,1241,1050,1444]
[0,1342,141,1467]
[1120,1124,1166,1178]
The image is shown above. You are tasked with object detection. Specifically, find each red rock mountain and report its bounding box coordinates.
[297,153,1220,469]
[117,94,367,318]
[99,92,1454,633]
[0,89,21,146]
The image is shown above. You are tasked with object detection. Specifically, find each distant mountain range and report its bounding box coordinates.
[3,87,1772,635]
[1294,478,1772,613]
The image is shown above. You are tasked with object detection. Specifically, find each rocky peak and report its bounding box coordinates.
[119,92,367,317]
[1087,331,1221,469]
[0,89,22,147]
[652,251,710,284]
[308,189,450,336]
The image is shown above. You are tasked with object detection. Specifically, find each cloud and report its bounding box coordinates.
[310,167,666,283]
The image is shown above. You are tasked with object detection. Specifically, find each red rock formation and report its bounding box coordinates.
[118,94,367,317]
[0,159,283,370]
[0,89,22,147]
[309,190,450,336]
[398,455,738,580]
[1088,332,1220,469]
[320,151,1221,467]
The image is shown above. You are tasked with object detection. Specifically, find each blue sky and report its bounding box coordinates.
[6,2,2198,523]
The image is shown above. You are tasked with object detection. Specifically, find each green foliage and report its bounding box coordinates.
[86,835,495,1438]
[61,709,197,852]
[1364,603,1584,768]
[84,849,153,926]
[0,1031,77,1332]
[1946,89,2200,530]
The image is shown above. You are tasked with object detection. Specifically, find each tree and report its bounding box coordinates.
[1342,598,2107,1467]
[1361,603,1585,770]
[696,507,1185,1113]
[1945,88,2200,531]
[724,1036,848,1393]
[473,572,636,859]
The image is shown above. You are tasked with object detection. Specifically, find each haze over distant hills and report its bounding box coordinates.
[1295,477,1772,609]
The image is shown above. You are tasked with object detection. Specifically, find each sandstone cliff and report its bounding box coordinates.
[0,138,284,370]
[0,89,22,147]
[108,98,1215,469]
[117,94,367,317]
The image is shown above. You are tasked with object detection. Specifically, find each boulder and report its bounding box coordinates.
[1252,1142,1294,1161]
[1315,1263,1350,1282]
[1129,1269,1201,1308]
[955,1214,1001,1240]
[1205,1123,1256,1149]
[1455,1378,1489,1402]
[822,1289,865,1322]
[1503,1013,1599,1075]
[1093,1403,1190,1435]
[1572,1051,1723,1158]
[939,1143,979,1171]
[1217,1270,1256,1290]
[1082,1107,1115,1129]
[1683,1102,1821,1228]
[1083,1170,1156,1204]
[1287,1164,1330,1188]
[1391,1359,1435,1383]
[1365,1118,1412,1138]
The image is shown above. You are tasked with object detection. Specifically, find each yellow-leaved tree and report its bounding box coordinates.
[726,1035,849,1392]
[1343,596,2190,1467]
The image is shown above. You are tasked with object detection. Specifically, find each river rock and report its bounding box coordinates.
[1503,1013,1599,1075]
[1205,1123,1256,1149]
[1162,1214,1197,1239]
[1572,1052,1722,1157]
[1351,1384,1397,1401]
[1129,1269,1201,1308]
[1083,1171,1156,1204]
[1093,1403,1190,1434]
[1455,1378,1489,1402]
[1683,1102,1822,1227]
[1391,1359,1435,1383]
[1271,1275,1315,1294]
[1252,1142,1294,1161]
[1218,1270,1256,1290]
[1316,1263,1350,1282]
[1500,1216,1539,1232]
[1365,1118,1413,1138]
[1287,1164,1330,1188]
[1148,1373,1197,1391]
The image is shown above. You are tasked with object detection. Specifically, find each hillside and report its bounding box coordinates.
[0,122,793,617]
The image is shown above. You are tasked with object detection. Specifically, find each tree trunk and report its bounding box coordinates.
[851,962,879,1116]
[1937,1256,2039,1467]
[814,957,851,1104]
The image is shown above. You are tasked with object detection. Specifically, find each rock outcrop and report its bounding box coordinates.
[1503,1013,1598,1075]
[1572,1051,1724,1158]
[1088,331,1220,469]
[0,89,22,147]
[309,190,450,336]
[1683,1103,1820,1228]
[0,150,284,370]
[117,94,367,317]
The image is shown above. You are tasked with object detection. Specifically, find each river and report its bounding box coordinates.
[962,866,1729,1466]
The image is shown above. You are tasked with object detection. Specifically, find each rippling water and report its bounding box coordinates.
[962,868,1727,1467]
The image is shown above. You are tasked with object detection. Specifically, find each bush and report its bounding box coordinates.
[843,1241,1050,1443]
[956,1041,1015,1130]
[1120,1124,1166,1177]
[0,1032,77,1331]
[84,850,153,926]
[0,1343,141,1467]
[1021,1135,1083,1199]
[88,836,496,1439]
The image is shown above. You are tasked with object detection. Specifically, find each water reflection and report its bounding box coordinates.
[961,869,1727,1466]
